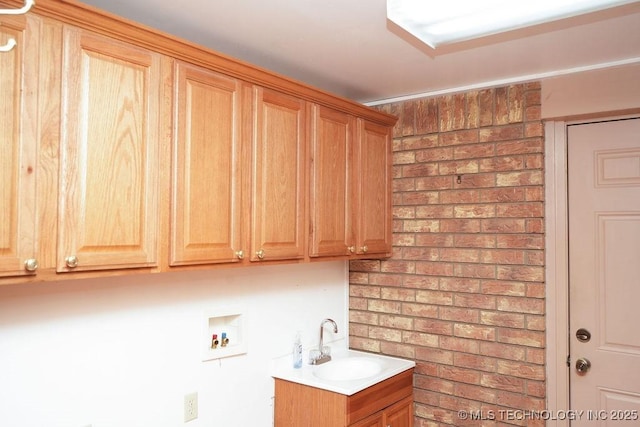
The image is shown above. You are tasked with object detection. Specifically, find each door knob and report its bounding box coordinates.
[576,328,591,342]
[65,255,79,268]
[575,358,591,375]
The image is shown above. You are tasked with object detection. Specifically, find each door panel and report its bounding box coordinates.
[58,28,160,272]
[568,118,640,425]
[356,119,392,256]
[309,105,355,257]
[251,88,306,261]
[171,61,243,265]
[0,16,36,277]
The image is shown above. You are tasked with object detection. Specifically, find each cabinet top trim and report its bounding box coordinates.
[5,0,397,126]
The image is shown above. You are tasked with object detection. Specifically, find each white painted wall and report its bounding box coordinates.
[541,63,640,119]
[0,261,349,427]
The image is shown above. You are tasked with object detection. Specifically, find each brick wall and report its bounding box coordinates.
[349,83,545,427]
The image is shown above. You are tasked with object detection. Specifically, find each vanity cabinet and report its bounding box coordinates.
[351,396,413,427]
[57,27,162,273]
[0,14,37,277]
[309,107,392,259]
[274,369,413,427]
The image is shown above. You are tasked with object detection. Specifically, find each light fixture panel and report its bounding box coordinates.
[387,0,638,48]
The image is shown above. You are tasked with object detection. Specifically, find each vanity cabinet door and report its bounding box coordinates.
[171,61,245,265]
[383,396,414,427]
[355,119,392,257]
[251,88,306,262]
[57,27,162,272]
[309,105,356,257]
[0,15,37,277]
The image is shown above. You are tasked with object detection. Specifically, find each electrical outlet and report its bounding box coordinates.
[184,392,198,423]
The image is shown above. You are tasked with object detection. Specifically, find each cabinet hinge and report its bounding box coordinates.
[566,355,571,367]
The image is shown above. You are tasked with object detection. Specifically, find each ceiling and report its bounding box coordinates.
[79,0,640,104]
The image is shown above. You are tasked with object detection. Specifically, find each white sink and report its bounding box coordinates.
[271,347,415,396]
[313,357,383,381]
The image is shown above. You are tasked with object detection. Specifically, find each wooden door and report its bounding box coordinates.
[309,105,355,257]
[384,396,414,427]
[251,88,306,261]
[568,118,640,424]
[0,15,38,277]
[355,119,392,257]
[58,28,161,272]
[171,61,244,265]
[350,412,384,427]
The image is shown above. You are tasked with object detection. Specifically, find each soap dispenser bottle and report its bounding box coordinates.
[292,331,303,369]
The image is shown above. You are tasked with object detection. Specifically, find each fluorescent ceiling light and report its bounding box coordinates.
[387,0,637,48]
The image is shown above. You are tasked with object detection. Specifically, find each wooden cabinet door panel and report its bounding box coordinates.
[356,119,392,257]
[384,396,414,427]
[171,61,243,265]
[0,15,37,277]
[309,105,355,257]
[252,88,306,261]
[58,28,160,272]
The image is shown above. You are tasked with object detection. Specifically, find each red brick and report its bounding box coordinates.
[479,156,525,172]
[495,139,543,155]
[403,135,439,150]
[497,296,545,314]
[415,205,454,218]
[440,129,479,146]
[440,336,480,354]
[402,248,438,262]
[453,264,496,279]
[454,204,496,218]
[454,143,495,159]
[403,220,440,232]
[440,366,481,384]
[454,353,497,372]
[479,124,523,142]
[415,98,439,135]
[455,383,497,404]
[416,290,454,306]
[480,249,525,265]
[439,94,467,132]
[454,324,496,341]
[498,329,545,348]
[439,277,480,293]
[404,276,440,290]
[415,318,454,336]
[496,266,544,282]
[402,303,439,318]
[440,189,479,204]
[402,331,440,347]
[440,248,480,263]
[415,234,455,247]
[381,260,416,273]
[416,261,455,276]
[481,281,526,296]
[402,163,439,177]
[496,171,543,187]
[479,342,526,361]
[440,306,480,323]
[481,219,526,233]
[454,234,496,248]
[350,310,379,325]
[480,311,525,328]
[454,293,497,309]
[402,191,439,205]
[453,173,496,189]
[441,219,481,233]
[478,187,526,203]
[480,373,525,393]
[439,159,480,175]
[416,146,454,162]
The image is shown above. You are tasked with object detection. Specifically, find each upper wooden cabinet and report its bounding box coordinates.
[0,0,395,284]
[170,61,245,266]
[309,105,356,258]
[57,28,162,273]
[355,119,393,257]
[0,14,37,277]
[309,108,392,259]
[251,88,307,262]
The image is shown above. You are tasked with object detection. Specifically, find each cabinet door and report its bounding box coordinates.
[171,61,244,265]
[57,28,161,272]
[0,15,38,277]
[350,413,384,427]
[309,105,356,258]
[384,396,414,427]
[251,88,306,261]
[355,119,392,257]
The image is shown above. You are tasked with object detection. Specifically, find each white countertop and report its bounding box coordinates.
[270,347,415,396]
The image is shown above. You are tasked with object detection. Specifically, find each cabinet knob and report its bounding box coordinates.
[348,246,355,254]
[24,258,38,272]
[361,245,368,253]
[65,255,79,268]
[235,250,244,260]
[256,249,265,260]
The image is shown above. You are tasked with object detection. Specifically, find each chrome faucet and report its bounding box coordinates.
[310,318,338,365]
